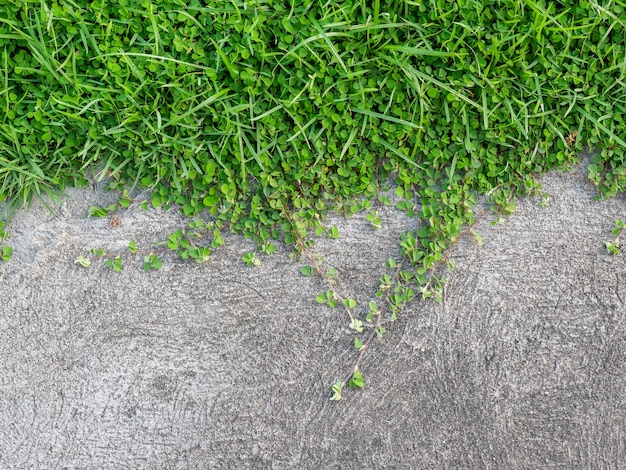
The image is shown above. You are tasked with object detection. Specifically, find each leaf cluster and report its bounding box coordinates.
[606,218,626,255]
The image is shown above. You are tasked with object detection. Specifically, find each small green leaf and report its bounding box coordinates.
[1,245,13,262]
[378,195,392,206]
[606,241,620,255]
[128,240,136,254]
[212,229,224,248]
[190,247,211,263]
[300,265,314,276]
[0,222,8,241]
[316,293,327,303]
[330,381,344,401]
[328,226,339,239]
[354,337,364,349]
[349,370,364,388]
[502,201,516,215]
[151,255,163,269]
[367,212,382,230]
[105,256,123,272]
[89,206,109,217]
[262,242,276,254]
[344,298,357,309]
[203,248,212,262]
[168,231,182,250]
[74,255,91,267]
[349,318,363,332]
[243,252,261,266]
[143,253,163,271]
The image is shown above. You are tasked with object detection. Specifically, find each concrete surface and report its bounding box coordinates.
[1,161,625,468]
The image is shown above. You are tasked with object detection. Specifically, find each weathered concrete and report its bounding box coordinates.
[1,161,625,468]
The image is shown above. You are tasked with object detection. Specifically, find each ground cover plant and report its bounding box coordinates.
[1,0,626,397]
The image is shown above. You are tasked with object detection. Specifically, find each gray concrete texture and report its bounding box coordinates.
[1,161,625,468]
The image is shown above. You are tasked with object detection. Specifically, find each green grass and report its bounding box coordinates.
[1,0,626,264]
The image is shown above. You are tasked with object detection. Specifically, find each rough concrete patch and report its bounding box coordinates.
[0,162,625,468]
